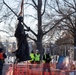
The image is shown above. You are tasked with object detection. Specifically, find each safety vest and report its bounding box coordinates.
[30,53,35,61]
[44,54,51,59]
[43,54,51,62]
[43,55,46,62]
[0,52,4,60]
[35,54,40,61]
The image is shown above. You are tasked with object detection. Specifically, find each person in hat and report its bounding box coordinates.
[0,48,7,75]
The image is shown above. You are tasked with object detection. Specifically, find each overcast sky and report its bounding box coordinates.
[0,0,37,42]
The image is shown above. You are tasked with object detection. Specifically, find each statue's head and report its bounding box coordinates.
[18,16,23,22]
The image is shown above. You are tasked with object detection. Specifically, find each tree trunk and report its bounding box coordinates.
[35,40,43,60]
[35,0,43,60]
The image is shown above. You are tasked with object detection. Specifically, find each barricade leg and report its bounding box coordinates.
[43,72,52,75]
[42,63,52,75]
[61,71,65,75]
[42,70,52,75]
[65,71,69,75]
[55,70,62,75]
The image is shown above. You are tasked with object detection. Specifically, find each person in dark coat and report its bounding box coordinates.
[42,50,52,75]
[0,48,7,75]
[43,50,51,63]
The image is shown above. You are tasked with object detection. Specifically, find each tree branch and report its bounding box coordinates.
[22,22,37,36]
[67,16,75,28]
[56,0,64,15]
[47,1,63,15]
[28,35,36,42]
[64,0,74,7]
[43,12,74,35]
[32,0,38,7]
[0,29,12,36]
[41,0,47,16]
[3,0,18,17]
[3,0,37,37]
[25,14,38,20]
[25,2,37,10]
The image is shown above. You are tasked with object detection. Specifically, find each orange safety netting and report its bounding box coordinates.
[6,63,76,75]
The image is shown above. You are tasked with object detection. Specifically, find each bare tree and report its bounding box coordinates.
[0,0,74,59]
[25,0,73,58]
[49,0,76,60]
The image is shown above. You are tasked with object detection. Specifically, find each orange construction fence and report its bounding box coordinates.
[6,63,76,75]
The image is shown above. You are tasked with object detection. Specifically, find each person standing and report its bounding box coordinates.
[30,50,35,64]
[42,50,52,75]
[43,50,51,63]
[0,48,7,75]
[34,50,40,64]
[56,52,65,70]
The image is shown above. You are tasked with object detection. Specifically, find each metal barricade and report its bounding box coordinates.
[5,63,76,75]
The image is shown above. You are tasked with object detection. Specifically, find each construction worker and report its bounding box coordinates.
[30,50,35,64]
[0,48,7,75]
[43,50,51,63]
[34,49,40,64]
[42,50,51,75]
